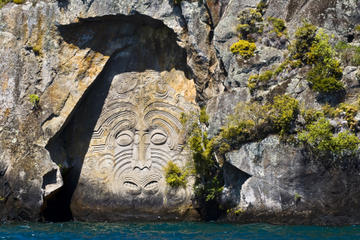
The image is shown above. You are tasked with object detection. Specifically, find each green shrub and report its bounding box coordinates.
[306,64,344,93]
[355,25,360,33]
[269,95,299,136]
[290,21,317,63]
[220,120,256,144]
[230,40,256,59]
[0,0,10,8]
[268,17,287,37]
[247,70,274,91]
[199,107,209,124]
[187,116,223,204]
[335,41,360,66]
[331,131,360,154]
[301,29,344,93]
[236,7,264,40]
[13,0,25,3]
[336,103,358,130]
[29,94,40,109]
[256,0,268,15]
[298,118,360,154]
[164,161,188,188]
[305,30,343,77]
[301,108,324,125]
[298,118,333,152]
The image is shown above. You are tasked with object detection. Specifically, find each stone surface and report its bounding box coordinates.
[224,135,360,225]
[70,70,198,220]
[1,0,360,224]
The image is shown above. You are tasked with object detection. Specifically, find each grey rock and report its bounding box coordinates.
[224,135,360,225]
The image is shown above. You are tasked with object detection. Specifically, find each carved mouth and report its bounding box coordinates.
[123,180,160,195]
[142,180,159,195]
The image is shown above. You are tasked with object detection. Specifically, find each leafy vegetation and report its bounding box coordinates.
[0,0,11,8]
[164,161,188,188]
[182,109,223,219]
[289,21,318,63]
[29,94,40,109]
[0,0,25,7]
[230,40,256,59]
[248,70,274,91]
[288,22,343,93]
[268,95,299,136]
[236,8,264,41]
[188,117,223,203]
[335,41,360,66]
[355,24,360,33]
[303,29,343,92]
[216,95,299,151]
[299,118,360,154]
[268,17,287,37]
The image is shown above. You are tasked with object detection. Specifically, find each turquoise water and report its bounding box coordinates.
[0,222,359,239]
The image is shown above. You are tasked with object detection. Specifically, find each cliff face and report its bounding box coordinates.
[0,0,360,225]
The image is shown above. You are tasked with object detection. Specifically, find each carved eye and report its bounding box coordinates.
[150,131,167,145]
[116,131,134,146]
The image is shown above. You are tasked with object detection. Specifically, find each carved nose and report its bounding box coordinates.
[133,132,151,170]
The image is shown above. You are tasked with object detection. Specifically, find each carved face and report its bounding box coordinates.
[111,110,182,196]
[80,71,193,211]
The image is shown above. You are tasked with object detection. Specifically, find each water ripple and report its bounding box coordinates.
[0,222,359,240]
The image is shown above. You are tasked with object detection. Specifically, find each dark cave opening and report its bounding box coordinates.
[41,13,192,222]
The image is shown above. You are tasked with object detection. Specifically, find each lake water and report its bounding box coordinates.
[0,222,359,239]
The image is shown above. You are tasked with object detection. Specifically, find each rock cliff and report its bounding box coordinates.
[0,0,360,225]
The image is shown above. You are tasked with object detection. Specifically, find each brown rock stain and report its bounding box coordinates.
[162,69,196,104]
[2,75,8,92]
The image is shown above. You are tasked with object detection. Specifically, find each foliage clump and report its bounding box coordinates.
[29,94,40,109]
[289,21,318,63]
[268,17,287,37]
[248,70,274,91]
[236,7,264,41]
[217,95,299,151]
[199,107,209,124]
[289,22,343,93]
[164,161,188,188]
[299,118,360,155]
[268,95,299,136]
[0,0,10,8]
[182,109,223,218]
[0,0,25,6]
[230,40,256,59]
[335,41,360,66]
[355,25,360,33]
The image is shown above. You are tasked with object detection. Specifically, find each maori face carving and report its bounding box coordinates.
[78,70,196,212]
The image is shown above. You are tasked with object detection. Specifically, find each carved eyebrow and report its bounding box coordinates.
[144,110,182,131]
[100,110,136,129]
[144,101,184,114]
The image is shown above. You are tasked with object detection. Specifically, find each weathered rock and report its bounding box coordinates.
[224,135,360,225]
[1,0,360,224]
[68,68,198,220]
[0,0,208,221]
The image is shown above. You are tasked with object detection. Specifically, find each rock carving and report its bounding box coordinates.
[71,70,197,219]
